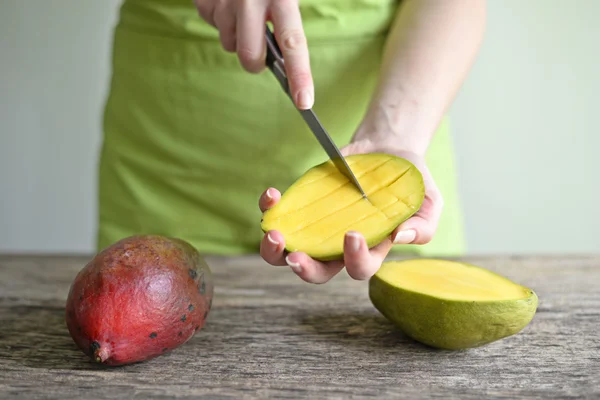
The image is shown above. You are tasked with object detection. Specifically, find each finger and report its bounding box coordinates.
[269,0,314,110]
[343,231,391,280]
[285,252,344,284]
[194,0,217,27]
[260,230,288,266]
[393,178,444,245]
[258,187,281,213]
[393,198,443,245]
[213,0,237,52]
[236,0,268,73]
[391,223,418,244]
[394,216,438,245]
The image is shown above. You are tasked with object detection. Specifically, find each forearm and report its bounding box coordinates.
[356,0,486,155]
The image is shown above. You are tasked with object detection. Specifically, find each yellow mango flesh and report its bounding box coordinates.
[369,259,539,350]
[261,153,425,261]
[376,258,532,301]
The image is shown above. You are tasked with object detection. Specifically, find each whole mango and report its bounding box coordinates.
[65,235,214,366]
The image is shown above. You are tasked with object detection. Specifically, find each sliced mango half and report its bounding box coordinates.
[369,258,539,350]
[261,153,425,261]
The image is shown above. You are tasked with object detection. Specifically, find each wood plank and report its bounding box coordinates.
[0,254,598,399]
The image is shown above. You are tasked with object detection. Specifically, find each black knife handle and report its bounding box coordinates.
[265,25,282,71]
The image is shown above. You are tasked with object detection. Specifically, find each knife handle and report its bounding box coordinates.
[265,25,282,70]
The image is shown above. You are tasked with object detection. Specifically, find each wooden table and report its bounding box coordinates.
[0,253,598,399]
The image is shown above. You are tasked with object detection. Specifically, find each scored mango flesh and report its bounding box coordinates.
[376,258,532,301]
[261,153,425,260]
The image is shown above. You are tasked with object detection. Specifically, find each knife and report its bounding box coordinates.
[264,25,367,199]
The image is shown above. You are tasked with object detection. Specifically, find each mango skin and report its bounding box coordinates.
[65,235,214,366]
[369,259,539,350]
[261,153,425,261]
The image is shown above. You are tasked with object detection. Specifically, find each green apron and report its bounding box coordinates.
[97,0,466,257]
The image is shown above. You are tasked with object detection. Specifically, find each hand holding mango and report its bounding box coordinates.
[192,0,482,284]
[258,138,441,284]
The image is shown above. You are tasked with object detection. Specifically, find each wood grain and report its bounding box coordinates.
[0,254,598,399]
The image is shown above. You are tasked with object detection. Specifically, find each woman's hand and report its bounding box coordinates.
[193,0,314,110]
[258,139,443,284]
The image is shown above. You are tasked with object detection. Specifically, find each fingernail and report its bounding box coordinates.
[346,231,361,252]
[265,188,273,200]
[267,233,279,246]
[297,89,313,110]
[393,229,416,244]
[285,256,302,272]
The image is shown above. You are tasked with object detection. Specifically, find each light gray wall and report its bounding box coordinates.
[1,0,121,254]
[1,0,598,254]
[450,0,599,254]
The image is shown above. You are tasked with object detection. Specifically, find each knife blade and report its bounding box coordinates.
[297,109,367,197]
[264,25,367,199]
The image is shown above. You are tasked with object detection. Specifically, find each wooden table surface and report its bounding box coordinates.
[0,253,598,399]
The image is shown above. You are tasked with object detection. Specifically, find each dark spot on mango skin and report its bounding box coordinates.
[149,332,157,339]
[181,314,186,322]
[162,348,169,352]
[188,269,197,280]
[194,325,199,331]
[90,341,101,352]
[89,341,101,359]
[199,280,206,295]
[188,304,194,311]
[178,331,183,337]
[203,311,208,320]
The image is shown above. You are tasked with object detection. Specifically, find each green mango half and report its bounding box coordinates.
[369,258,538,350]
